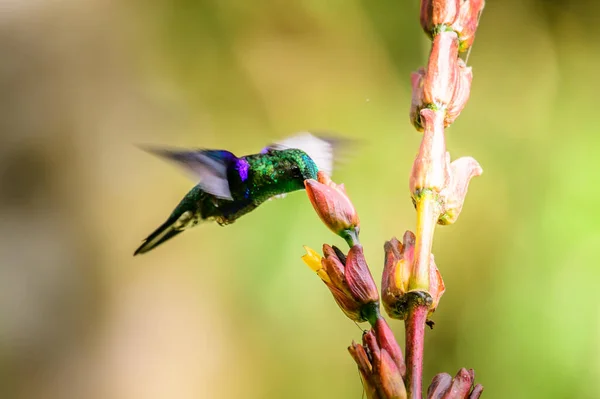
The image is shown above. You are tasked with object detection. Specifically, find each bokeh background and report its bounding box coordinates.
[1,0,599,398]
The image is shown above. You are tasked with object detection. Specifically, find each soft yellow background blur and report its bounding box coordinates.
[1,1,598,398]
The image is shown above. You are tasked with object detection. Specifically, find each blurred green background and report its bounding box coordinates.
[1,0,599,398]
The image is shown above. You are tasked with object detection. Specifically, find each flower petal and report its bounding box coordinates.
[427,373,452,399]
[445,368,474,398]
[423,31,460,107]
[373,318,405,376]
[428,255,446,315]
[445,60,473,127]
[345,245,380,304]
[439,156,482,225]
[379,349,407,399]
[301,246,331,283]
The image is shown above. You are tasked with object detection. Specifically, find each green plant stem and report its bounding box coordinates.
[343,228,361,248]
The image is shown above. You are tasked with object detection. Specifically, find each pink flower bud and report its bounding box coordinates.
[382,232,414,319]
[345,245,380,306]
[382,231,445,319]
[379,349,406,399]
[302,244,379,323]
[349,323,407,399]
[348,342,380,399]
[411,39,473,128]
[423,31,460,107]
[373,317,405,377]
[409,109,449,195]
[408,108,482,225]
[427,368,483,399]
[427,373,453,398]
[305,171,360,243]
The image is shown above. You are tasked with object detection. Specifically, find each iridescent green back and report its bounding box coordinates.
[230,148,318,202]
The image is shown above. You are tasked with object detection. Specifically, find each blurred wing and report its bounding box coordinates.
[139,146,235,200]
[264,132,342,176]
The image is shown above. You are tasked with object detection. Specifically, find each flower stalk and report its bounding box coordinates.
[404,297,429,399]
[410,190,441,292]
[299,1,485,397]
[404,0,485,397]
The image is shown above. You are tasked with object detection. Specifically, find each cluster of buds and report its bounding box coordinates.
[409,1,483,234]
[348,318,407,399]
[408,0,484,296]
[305,171,360,247]
[381,231,445,320]
[411,0,484,130]
[302,244,379,324]
[406,0,483,299]
[302,171,380,322]
[427,369,484,399]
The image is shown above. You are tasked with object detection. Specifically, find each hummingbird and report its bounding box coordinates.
[134,133,339,255]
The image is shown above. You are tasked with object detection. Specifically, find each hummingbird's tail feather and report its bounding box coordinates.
[133,210,197,256]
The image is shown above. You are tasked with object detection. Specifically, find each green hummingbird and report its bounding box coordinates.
[134,133,339,255]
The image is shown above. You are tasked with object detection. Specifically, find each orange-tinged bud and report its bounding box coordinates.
[379,350,406,399]
[423,31,460,107]
[345,245,379,305]
[305,171,360,245]
[373,317,405,377]
[411,36,472,128]
[302,244,379,323]
[382,232,414,319]
[349,323,407,399]
[427,373,453,398]
[322,246,348,291]
[409,109,482,225]
[348,342,380,399]
[409,109,449,195]
[382,231,445,319]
